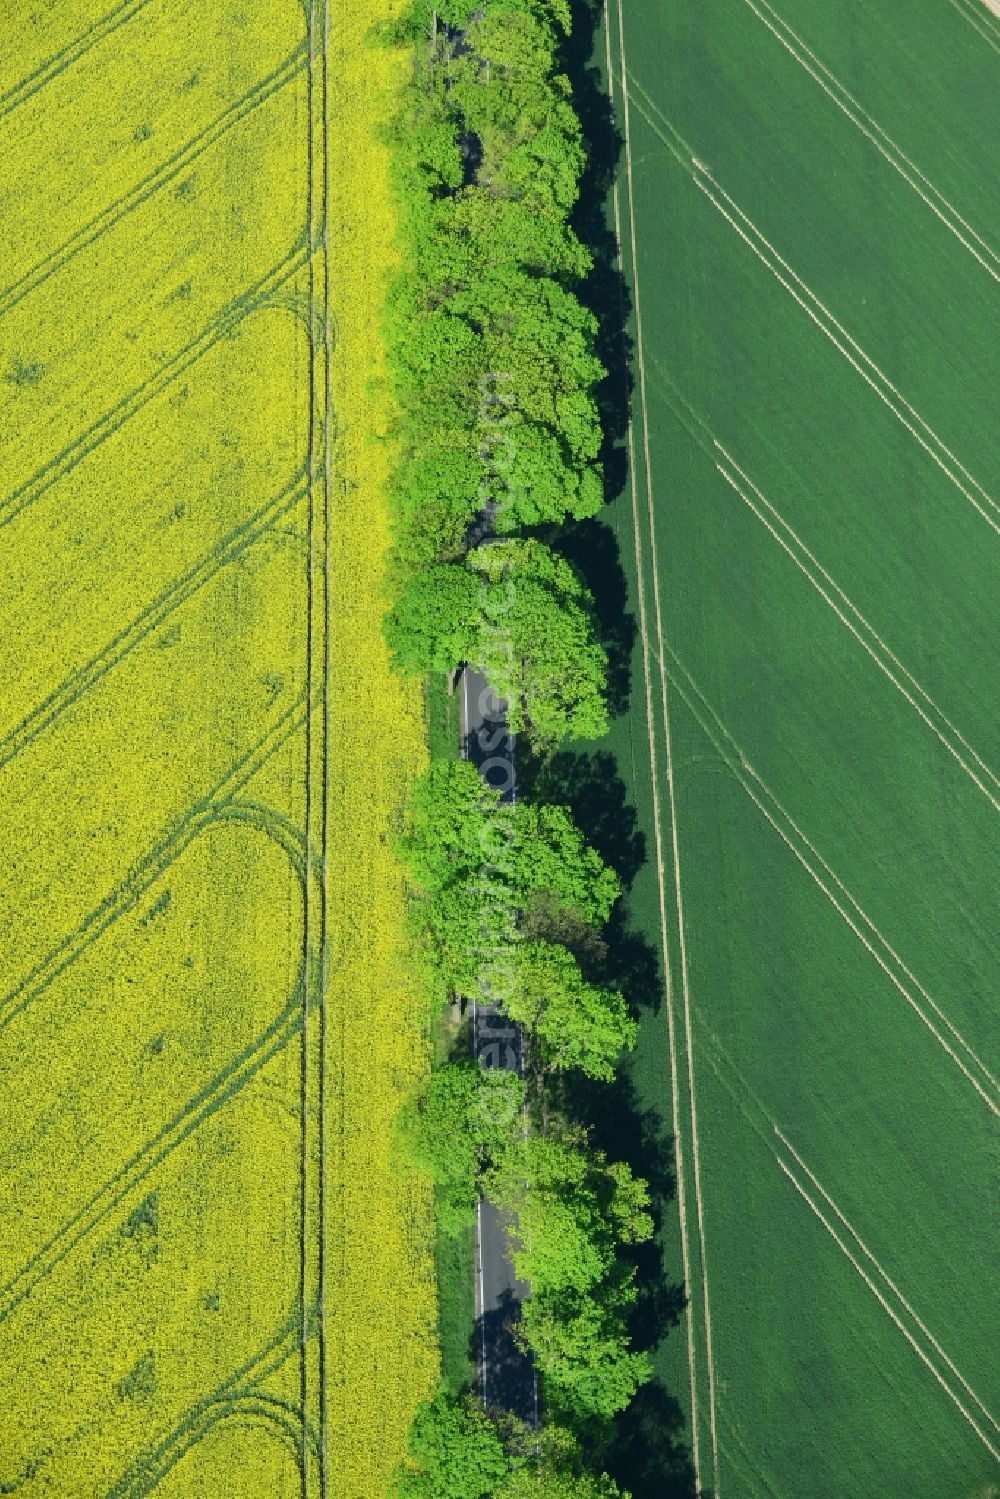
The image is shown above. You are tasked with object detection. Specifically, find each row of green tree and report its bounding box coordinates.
[378,1,653,1493]
[397,1388,627,1498]
[393,763,652,1496]
[378,0,612,749]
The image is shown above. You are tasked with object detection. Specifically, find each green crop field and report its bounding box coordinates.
[594,0,1000,1495]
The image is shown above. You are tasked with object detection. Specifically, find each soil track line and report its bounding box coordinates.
[607,2,717,1488]
[0,801,311,1325]
[774,1159,999,1460]
[649,370,1000,820]
[661,647,1000,1114]
[713,448,1000,805]
[0,243,308,535]
[0,989,304,1327]
[718,1409,787,1499]
[0,473,309,775]
[302,0,321,1482]
[701,1041,1000,1461]
[712,457,1000,813]
[621,77,1000,540]
[316,0,331,1480]
[0,0,153,120]
[737,0,1000,280]
[116,1393,314,1499]
[0,46,308,324]
[133,1405,305,1494]
[0,794,322,1328]
[948,0,1000,52]
[105,1323,304,1498]
[774,1127,1000,1436]
[0,695,309,1039]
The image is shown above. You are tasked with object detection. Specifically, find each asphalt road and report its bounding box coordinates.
[461,666,538,1424]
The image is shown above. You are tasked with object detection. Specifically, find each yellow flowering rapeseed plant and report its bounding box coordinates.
[0,0,435,1492]
[326,2,440,1492]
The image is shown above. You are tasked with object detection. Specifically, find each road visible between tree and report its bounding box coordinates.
[460,665,538,1426]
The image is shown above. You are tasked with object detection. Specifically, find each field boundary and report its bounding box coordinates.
[605,1,719,1490]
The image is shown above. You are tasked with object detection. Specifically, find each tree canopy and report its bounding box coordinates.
[382,0,653,1466]
[469,542,610,748]
[397,761,622,1005]
[487,1129,654,1419]
[397,1061,525,1233]
[378,0,611,741]
[500,941,634,1081]
[392,1387,509,1499]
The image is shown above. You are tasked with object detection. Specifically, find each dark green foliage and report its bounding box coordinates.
[487,1130,654,1420]
[396,760,622,1002]
[123,1193,159,1238]
[379,0,611,745]
[398,1061,525,1233]
[392,1387,510,1498]
[116,1352,157,1403]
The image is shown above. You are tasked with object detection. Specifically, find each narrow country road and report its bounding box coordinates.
[460,666,538,1425]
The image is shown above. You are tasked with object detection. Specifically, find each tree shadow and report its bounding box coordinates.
[589,1380,701,1499]
[563,0,635,480]
[476,1285,537,1427]
[526,9,700,1494]
[602,897,663,1015]
[563,1066,682,1340]
[519,749,663,1015]
[537,0,638,714]
[550,515,636,718]
[521,749,645,889]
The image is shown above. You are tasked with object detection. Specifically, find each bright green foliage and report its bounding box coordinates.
[487,1131,653,1419]
[491,423,604,533]
[445,190,591,280]
[518,1289,653,1423]
[487,1130,653,1298]
[392,443,483,566]
[381,0,480,46]
[449,270,605,463]
[388,300,487,423]
[397,762,621,1003]
[391,1386,631,1498]
[388,544,609,749]
[396,760,517,998]
[453,6,583,215]
[392,1387,510,1499]
[500,941,635,1081]
[379,0,611,732]
[400,761,619,925]
[470,542,610,747]
[384,565,481,675]
[382,0,650,1466]
[397,1062,525,1234]
[494,1469,627,1499]
[510,803,620,926]
[398,760,501,892]
[491,1422,629,1497]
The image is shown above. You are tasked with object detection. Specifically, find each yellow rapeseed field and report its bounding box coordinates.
[0,0,436,1493]
[326,1,440,1491]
